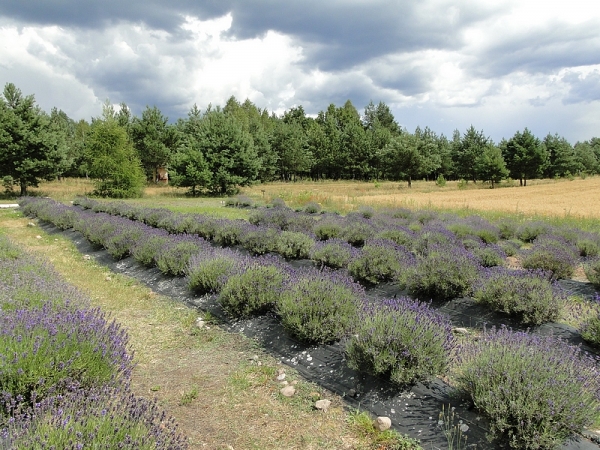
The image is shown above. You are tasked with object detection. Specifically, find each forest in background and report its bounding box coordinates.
[1,82,599,198]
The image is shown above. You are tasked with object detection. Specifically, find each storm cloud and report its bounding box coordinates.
[0,0,599,142]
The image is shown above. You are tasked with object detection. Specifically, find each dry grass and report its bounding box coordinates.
[241,176,600,219]
[0,209,414,450]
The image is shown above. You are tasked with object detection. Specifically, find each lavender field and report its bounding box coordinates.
[15,196,600,449]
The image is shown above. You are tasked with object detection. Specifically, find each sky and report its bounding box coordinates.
[0,0,599,143]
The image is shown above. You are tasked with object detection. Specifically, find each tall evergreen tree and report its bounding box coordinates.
[543,133,580,178]
[452,126,490,183]
[501,128,548,186]
[0,83,68,195]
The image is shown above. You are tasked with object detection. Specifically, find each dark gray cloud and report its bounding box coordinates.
[0,0,502,71]
[562,70,600,104]
[466,20,600,78]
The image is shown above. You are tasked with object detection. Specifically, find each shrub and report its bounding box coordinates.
[435,174,446,187]
[275,231,315,259]
[521,235,578,280]
[471,243,506,268]
[187,249,242,294]
[581,311,600,347]
[577,237,600,257]
[304,202,321,214]
[406,244,480,300]
[277,269,362,344]
[155,235,205,276]
[357,205,375,219]
[271,197,287,208]
[219,258,288,318]
[7,385,188,449]
[348,239,414,285]
[374,226,415,247]
[497,219,518,240]
[473,268,563,325]
[105,222,146,260]
[225,195,254,208]
[131,230,170,267]
[516,221,551,243]
[412,226,459,256]
[346,297,453,385]
[584,258,600,288]
[455,326,600,449]
[313,219,344,240]
[497,239,521,257]
[310,239,358,269]
[239,226,279,255]
[213,220,246,247]
[342,219,375,247]
[0,303,132,415]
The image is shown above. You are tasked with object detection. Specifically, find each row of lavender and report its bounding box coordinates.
[0,235,187,448]
[67,196,600,332]
[19,196,600,448]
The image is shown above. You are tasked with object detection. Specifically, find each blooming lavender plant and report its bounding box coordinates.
[239,224,279,255]
[277,268,363,344]
[313,217,344,240]
[309,238,359,269]
[155,234,207,276]
[520,235,578,280]
[131,228,171,267]
[186,247,245,294]
[348,239,414,285]
[0,303,132,415]
[219,255,290,318]
[406,243,480,300]
[346,297,454,385]
[473,268,563,325]
[275,231,315,259]
[6,385,188,449]
[454,326,600,449]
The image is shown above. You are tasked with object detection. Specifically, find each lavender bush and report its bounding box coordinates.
[6,385,188,449]
[277,268,363,344]
[304,201,322,214]
[0,303,132,415]
[239,225,279,255]
[342,218,376,247]
[406,244,480,300]
[275,231,315,259]
[213,219,247,247]
[309,239,358,269]
[155,234,206,276]
[348,239,414,285]
[131,229,171,267]
[219,257,289,318]
[521,235,578,280]
[455,326,600,449]
[346,297,453,385]
[313,218,344,240]
[584,258,600,289]
[473,269,563,325]
[186,248,243,294]
[516,221,552,243]
[471,243,506,268]
[374,226,416,247]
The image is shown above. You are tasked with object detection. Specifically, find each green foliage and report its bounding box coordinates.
[584,259,600,288]
[0,83,69,195]
[129,105,178,181]
[169,140,212,196]
[581,310,600,347]
[435,174,446,187]
[406,246,479,300]
[313,220,343,240]
[187,255,238,294]
[473,270,562,325]
[346,298,453,385]
[501,128,549,186]
[277,272,360,344]
[347,409,422,450]
[275,231,315,259]
[86,114,145,198]
[348,241,405,284]
[475,144,508,187]
[455,327,600,449]
[219,265,286,318]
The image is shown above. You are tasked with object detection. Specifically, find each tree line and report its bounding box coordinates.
[1,82,599,197]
